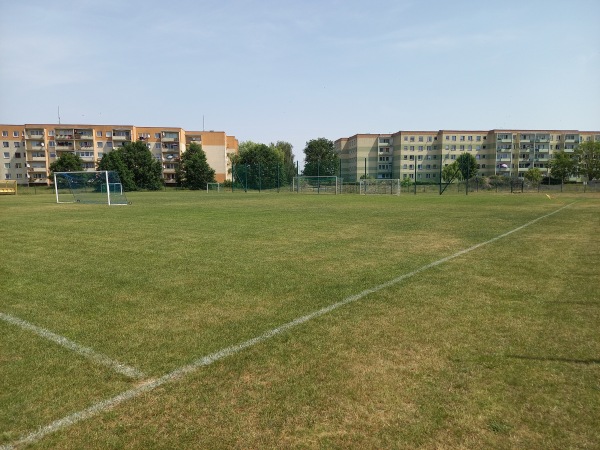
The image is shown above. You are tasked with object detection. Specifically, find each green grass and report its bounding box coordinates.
[1,190,599,448]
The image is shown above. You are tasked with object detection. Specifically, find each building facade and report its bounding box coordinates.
[335,129,600,182]
[1,124,238,186]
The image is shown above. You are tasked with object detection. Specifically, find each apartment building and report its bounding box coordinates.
[335,129,599,182]
[1,124,239,185]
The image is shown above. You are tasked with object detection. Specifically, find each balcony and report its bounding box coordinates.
[25,132,44,140]
[26,143,45,151]
[29,166,47,173]
[496,157,512,162]
[27,155,46,162]
[497,137,512,143]
[55,145,74,151]
[112,134,131,141]
[161,136,179,143]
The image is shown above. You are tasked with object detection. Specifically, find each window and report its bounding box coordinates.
[98,152,104,159]
[48,141,55,147]
[418,136,423,142]
[4,163,10,169]
[476,136,481,141]
[451,136,456,141]
[460,136,465,141]
[5,174,11,179]
[417,164,422,169]
[155,143,162,149]
[410,146,414,151]
[403,145,408,150]
[427,146,432,151]
[3,152,8,158]
[106,142,113,148]
[426,173,431,179]
[2,142,8,148]
[418,146,424,151]
[1,131,7,137]
[403,164,407,169]
[15,152,21,158]
[97,142,104,148]
[155,133,161,139]
[410,137,415,142]
[14,142,20,148]
[106,132,112,137]
[13,131,19,137]
[48,130,54,136]
[427,136,433,142]
[16,174,22,179]
[468,136,473,141]
[97,131,103,137]
[417,155,423,160]
[15,163,22,168]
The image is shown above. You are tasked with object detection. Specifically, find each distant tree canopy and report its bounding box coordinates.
[524,167,543,185]
[49,152,83,176]
[232,141,286,189]
[302,138,338,176]
[575,141,600,181]
[456,153,478,180]
[176,142,215,190]
[270,141,296,182]
[97,141,162,191]
[548,150,578,182]
[442,161,461,182]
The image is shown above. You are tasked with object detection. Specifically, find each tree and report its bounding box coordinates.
[524,168,543,186]
[302,138,339,177]
[177,142,215,190]
[575,141,600,181]
[270,141,296,183]
[442,162,461,182]
[547,150,577,183]
[234,141,285,189]
[49,152,83,176]
[456,153,478,180]
[98,141,162,190]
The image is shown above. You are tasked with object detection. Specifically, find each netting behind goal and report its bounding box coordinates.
[292,176,339,194]
[360,179,401,195]
[54,171,128,205]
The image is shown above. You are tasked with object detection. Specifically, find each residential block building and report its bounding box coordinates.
[1,124,238,186]
[335,129,599,182]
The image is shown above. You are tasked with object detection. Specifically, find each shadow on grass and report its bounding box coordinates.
[506,355,600,365]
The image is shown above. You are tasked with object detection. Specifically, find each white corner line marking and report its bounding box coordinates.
[2,202,574,450]
[0,312,145,379]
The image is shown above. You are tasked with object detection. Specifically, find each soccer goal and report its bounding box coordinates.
[207,182,221,193]
[360,179,401,195]
[54,171,129,205]
[293,176,339,194]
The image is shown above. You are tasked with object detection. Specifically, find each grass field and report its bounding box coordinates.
[1,190,599,449]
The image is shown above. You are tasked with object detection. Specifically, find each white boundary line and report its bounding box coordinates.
[2,202,574,450]
[0,312,145,379]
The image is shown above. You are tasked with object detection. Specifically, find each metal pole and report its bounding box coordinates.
[414,162,417,195]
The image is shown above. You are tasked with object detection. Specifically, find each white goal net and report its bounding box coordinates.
[207,182,221,193]
[292,176,339,194]
[54,171,129,205]
[360,179,401,195]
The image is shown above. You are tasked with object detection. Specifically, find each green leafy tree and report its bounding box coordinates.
[456,153,478,180]
[98,141,162,190]
[302,138,339,177]
[49,152,83,176]
[548,150,577,182]
[270,141,296,182]
[177,142,215,190]
[96,150,136,191]
[442,162,461,182]
[575,141,600,181]
[234,141,285,189]
[524,167,543,186]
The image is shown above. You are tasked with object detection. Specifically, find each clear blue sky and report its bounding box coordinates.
[1,0,598,165]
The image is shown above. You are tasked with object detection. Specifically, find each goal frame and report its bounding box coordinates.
[206,182,221,193]
[54,171,128,205]
[292,176,339,194]
[359,178,401,195]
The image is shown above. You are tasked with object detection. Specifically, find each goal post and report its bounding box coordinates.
[54,171,129,205]
[292,176,339,194]
[360,179,401,195]
[206,182,221,193]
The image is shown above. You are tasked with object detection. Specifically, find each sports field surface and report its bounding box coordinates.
[1,190,599,449]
